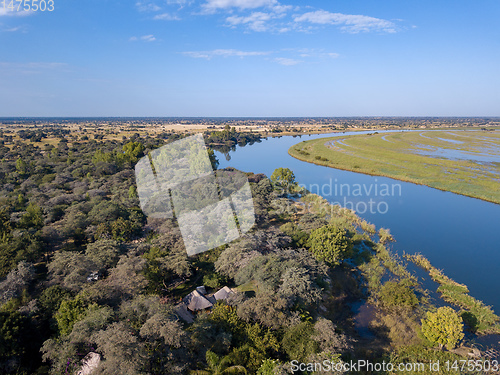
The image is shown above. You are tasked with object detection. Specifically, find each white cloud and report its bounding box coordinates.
[274,57,301,66]
[283,48,340,61]
[130,35,157,42]
[272,4,293,14]
[2,25,25,32]
[166,0,193,8]
[153,13,180,20]
[226,12,275,32]
[136,1,161,12]
[202,0,278,12]
[183,49,270,59]
[0,62,68,75]
[0,8,34,17]
[223,3,292,32]
[141,34,156,41]
[294,10,397,33]
[182,48,338,65]
[327,52,340,58]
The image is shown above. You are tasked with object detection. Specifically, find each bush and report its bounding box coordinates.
[281,322,318,363]
[307,225,353,266]
[55,295,95,336]
[203,271,228,290]
[279,223,309,248]
[421,306,464,350]
[379,280,419,310]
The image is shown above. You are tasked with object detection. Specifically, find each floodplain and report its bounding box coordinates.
[289,130,500,204]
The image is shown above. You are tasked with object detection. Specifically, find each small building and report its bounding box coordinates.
[176,286,237,322]
[214,286,235,301]
[175,303,195,324]
[183,290,213,312]
[196,286,207,295]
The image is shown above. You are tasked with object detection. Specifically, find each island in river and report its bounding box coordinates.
[288,130,500,204]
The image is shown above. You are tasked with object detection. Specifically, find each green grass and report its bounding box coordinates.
[289,130,500,204]
[235,280,259,293]
[406,254,500,333]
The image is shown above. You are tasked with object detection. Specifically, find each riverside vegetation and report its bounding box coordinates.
[288,130,500,204]
[0,125,499,374]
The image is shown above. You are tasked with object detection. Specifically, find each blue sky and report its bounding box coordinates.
[1,0,499,117]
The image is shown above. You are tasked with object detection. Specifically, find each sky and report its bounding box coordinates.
[0,0,499,117]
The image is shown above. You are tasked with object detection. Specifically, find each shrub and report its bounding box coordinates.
[307,225,353,266]
[421,306,464,350]
[281,322,318,363]
[379,280,419,310]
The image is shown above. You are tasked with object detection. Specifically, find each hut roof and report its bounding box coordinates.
[214,286,235,301]
[175,303,195,323]
[184,290,213,311]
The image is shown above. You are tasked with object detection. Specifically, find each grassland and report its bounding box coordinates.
[289,130,500,204]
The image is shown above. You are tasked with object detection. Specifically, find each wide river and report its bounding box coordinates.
[215,131,500,312]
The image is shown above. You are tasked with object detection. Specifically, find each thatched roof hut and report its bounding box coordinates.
[183,290,213,312]
[214,286,235,301]
[175,303,195,323]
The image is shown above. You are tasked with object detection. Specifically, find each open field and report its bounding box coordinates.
[289,130,500,204]
[2,117,499,143]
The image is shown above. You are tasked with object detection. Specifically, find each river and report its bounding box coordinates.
[214,131,500,313]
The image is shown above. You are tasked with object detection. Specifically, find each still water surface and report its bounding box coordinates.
[215,131,500,312]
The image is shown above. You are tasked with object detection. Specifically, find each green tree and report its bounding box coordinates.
[123,141,145,163]
[38,285,73,316]
[208,148,219,170]
[257,359,281,375]
[280,223,309,248]
[17,193,26,208]
[281,322,318,363]
[91,322,147,375]
[15,158,28,176]
[203,271,228,290]
[48,251,95,292]
[129,185,138,199]
[55,295,93,336]
[0,207,11,243]
[19,202,44,230]
[307,225,352,266]
[192,350,247,375]
[0,310,35,371]
[85,239,120,270]
[421,306,464,350]
[110,217,135,241]
[270,168,296,194]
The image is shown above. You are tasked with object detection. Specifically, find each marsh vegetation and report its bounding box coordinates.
[289,130,500,204]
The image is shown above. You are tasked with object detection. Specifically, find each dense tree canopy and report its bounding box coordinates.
[0,126,485,374]
[421,306,464,350]
[307,224,353,266]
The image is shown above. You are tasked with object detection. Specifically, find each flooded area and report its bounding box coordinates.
[412,146,500,163]
[215,131,500,313]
